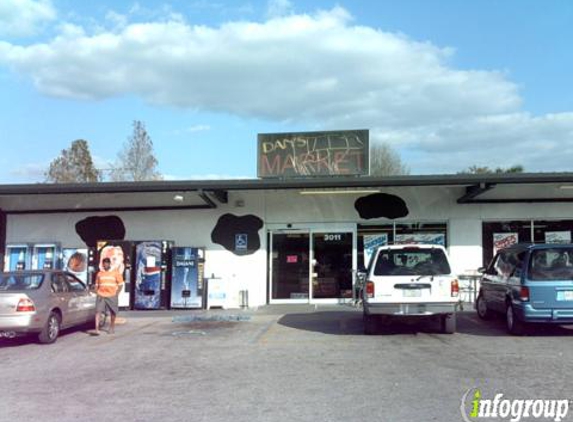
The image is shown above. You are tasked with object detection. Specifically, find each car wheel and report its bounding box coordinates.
[441,313,456,334]
[476,294,492,320]
[363,313,377,335]
[506,304,525,335]
[38,311,61,344]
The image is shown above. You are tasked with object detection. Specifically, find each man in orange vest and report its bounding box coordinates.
[94,257,124,335]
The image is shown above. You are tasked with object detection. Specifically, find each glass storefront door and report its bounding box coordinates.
[269,229,355,303]
[270,232,310,301]
[312,232,353,300]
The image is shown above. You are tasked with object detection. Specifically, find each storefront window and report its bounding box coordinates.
[358,222,448,269]
[482,220,573,266]
[482,220,532,266]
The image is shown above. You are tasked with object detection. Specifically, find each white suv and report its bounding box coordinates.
[361,244,459,334]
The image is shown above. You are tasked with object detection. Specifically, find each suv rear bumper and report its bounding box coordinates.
[364,301,458,316]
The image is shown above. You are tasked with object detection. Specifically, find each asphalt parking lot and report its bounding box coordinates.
[1,305,573,422]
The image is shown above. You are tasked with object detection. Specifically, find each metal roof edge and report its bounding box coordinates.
[1,172,573,195]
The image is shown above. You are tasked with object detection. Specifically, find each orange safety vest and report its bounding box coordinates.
[96,270,124,298]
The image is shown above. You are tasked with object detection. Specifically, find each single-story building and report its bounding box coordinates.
[2,172,573,308]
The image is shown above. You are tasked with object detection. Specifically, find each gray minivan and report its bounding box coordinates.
[476,243,573,334]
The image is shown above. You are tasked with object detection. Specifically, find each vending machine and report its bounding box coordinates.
[93,241,134,309]
[170,247,205,309]
[4,244,31,271]
[62,248,89,284]
[31,243,61,270]
[134,241,173,310]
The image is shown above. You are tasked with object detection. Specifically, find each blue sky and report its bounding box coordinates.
[0,0,572,183]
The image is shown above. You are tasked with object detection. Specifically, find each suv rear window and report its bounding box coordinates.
[373,248,451,276]
[0,274,44,290]
[529,248,573,281]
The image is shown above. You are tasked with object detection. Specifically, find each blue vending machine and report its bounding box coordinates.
[170,247,205,309]
[4,244,31,271]
[134,241,173,310]
[31,243,61,270]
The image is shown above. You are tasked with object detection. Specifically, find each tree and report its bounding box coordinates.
[369,142,410,176]
[110,120,162,181]
[459,165,524,174]
[45,139,101,183]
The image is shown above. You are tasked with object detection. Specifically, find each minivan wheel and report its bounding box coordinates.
[506,305,525,335]
[38,311,61,344]
[363,313,377,335]
[441,313,456,334]
[476,294,491,320]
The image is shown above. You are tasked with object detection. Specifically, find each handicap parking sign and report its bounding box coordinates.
[235,234,248,250]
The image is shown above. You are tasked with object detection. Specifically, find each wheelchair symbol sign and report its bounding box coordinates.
[235,234,248,250]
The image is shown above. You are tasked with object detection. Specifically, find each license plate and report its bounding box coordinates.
[403,289,422,298]
[557,291,573,301]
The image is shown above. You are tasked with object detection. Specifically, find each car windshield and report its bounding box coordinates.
[0,273,44,291]
[529,247,573,281]
[373,248,451,276]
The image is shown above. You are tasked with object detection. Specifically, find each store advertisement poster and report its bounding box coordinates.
[545,231,571,244]
[394,233,445,246]
[134,241,162,310]
[62,248,88,284]
[363,234,388,268]
[171,247,202,308]
[493,232,518,254]
[207,278,227,309]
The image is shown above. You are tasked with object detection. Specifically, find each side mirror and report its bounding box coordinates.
[477,267,486,274]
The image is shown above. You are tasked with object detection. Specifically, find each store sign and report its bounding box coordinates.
[395,233,445,246]
[545,231,571,244]
[363,234,388,268]
[493,232,518,254]
[257,130,369,178]
[235,234,248,251]
[286,255,298,264]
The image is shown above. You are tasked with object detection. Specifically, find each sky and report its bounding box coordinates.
[0,0,572,183]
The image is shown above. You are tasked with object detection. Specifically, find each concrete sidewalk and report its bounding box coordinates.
[118,302,363,321]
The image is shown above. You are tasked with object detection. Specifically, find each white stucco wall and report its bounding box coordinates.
[4,186,573,305]
[5,192,268,307]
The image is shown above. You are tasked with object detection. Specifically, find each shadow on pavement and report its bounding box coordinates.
[277,310,573,337]
[0,324,93,348]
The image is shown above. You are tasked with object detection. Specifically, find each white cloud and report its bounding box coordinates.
[0,6,571,173]
[162,173,251,181]
[0,0,56,37]
[0,8,519,123]
[266,0,293,18]
[168,124,211,136]
[9,162,46,181]
[105,10,128,30]
[373,112,573,173]
[185,124,211,133]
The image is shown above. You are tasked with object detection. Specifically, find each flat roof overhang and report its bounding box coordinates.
[2,172,573,214]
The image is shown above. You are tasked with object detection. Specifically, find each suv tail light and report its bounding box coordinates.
[519,286,530,302]
[16,298,36,312]
[366,281,375,299]
[451,279,459,298]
